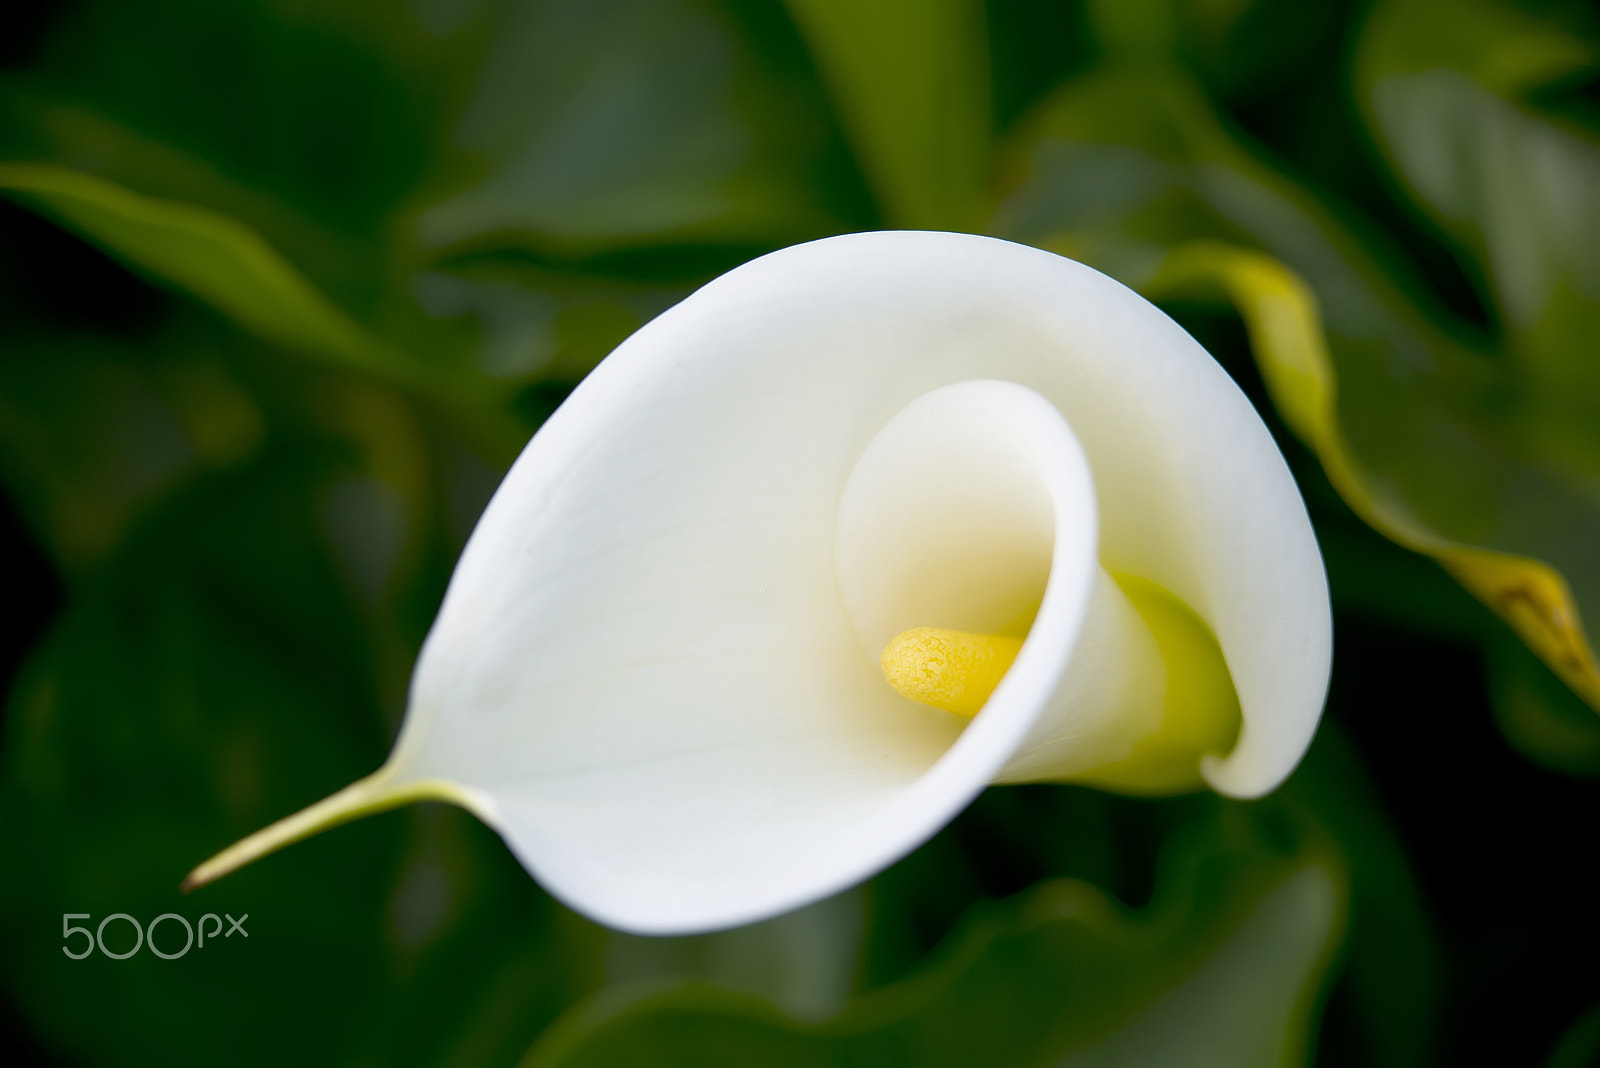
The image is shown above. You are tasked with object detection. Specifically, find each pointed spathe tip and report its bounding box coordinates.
[178,770,467,893]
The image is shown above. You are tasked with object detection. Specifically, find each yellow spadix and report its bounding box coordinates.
[881,628,1024,717]
[878,574,1242,794]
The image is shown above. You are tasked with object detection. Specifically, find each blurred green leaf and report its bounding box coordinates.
[991,64,1600,712]
[599,890,865,1024]
[1358,0,1595,102]
[1353,0,1600,711]
[1084,0,1180,59]
[520,808,1343,1068]
[783,0,990,228]
[1487,631,1600,778]
[1356,0,1600,488]
[0,0,458,314]
[418,0,847,259]
[0,0,854,419]
[1148,242,1600,713]
[0,163,394,376]
[0,163,517,466]
[0,309,604,1066]
[1278,727,1443,1068]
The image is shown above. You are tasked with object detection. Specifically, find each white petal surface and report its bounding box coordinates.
[390,231,1331,933]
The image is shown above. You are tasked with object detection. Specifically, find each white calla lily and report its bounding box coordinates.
[185,231,1331,935]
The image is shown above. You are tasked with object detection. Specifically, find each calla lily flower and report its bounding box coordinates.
[185,231,1331,935]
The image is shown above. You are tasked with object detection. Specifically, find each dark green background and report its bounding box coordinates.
[3,1,1598,1065]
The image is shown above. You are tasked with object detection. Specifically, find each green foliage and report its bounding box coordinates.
[783,0,990,229]
[525,803,1344,1068]
[0,164,391,373]
[2,0,1597,1064]
[0,444,597,1065]
[0,0,862,461]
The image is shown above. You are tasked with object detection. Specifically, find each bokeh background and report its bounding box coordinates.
[3,0,1599,1065]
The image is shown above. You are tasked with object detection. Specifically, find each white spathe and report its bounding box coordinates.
[379,231,1329,934]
